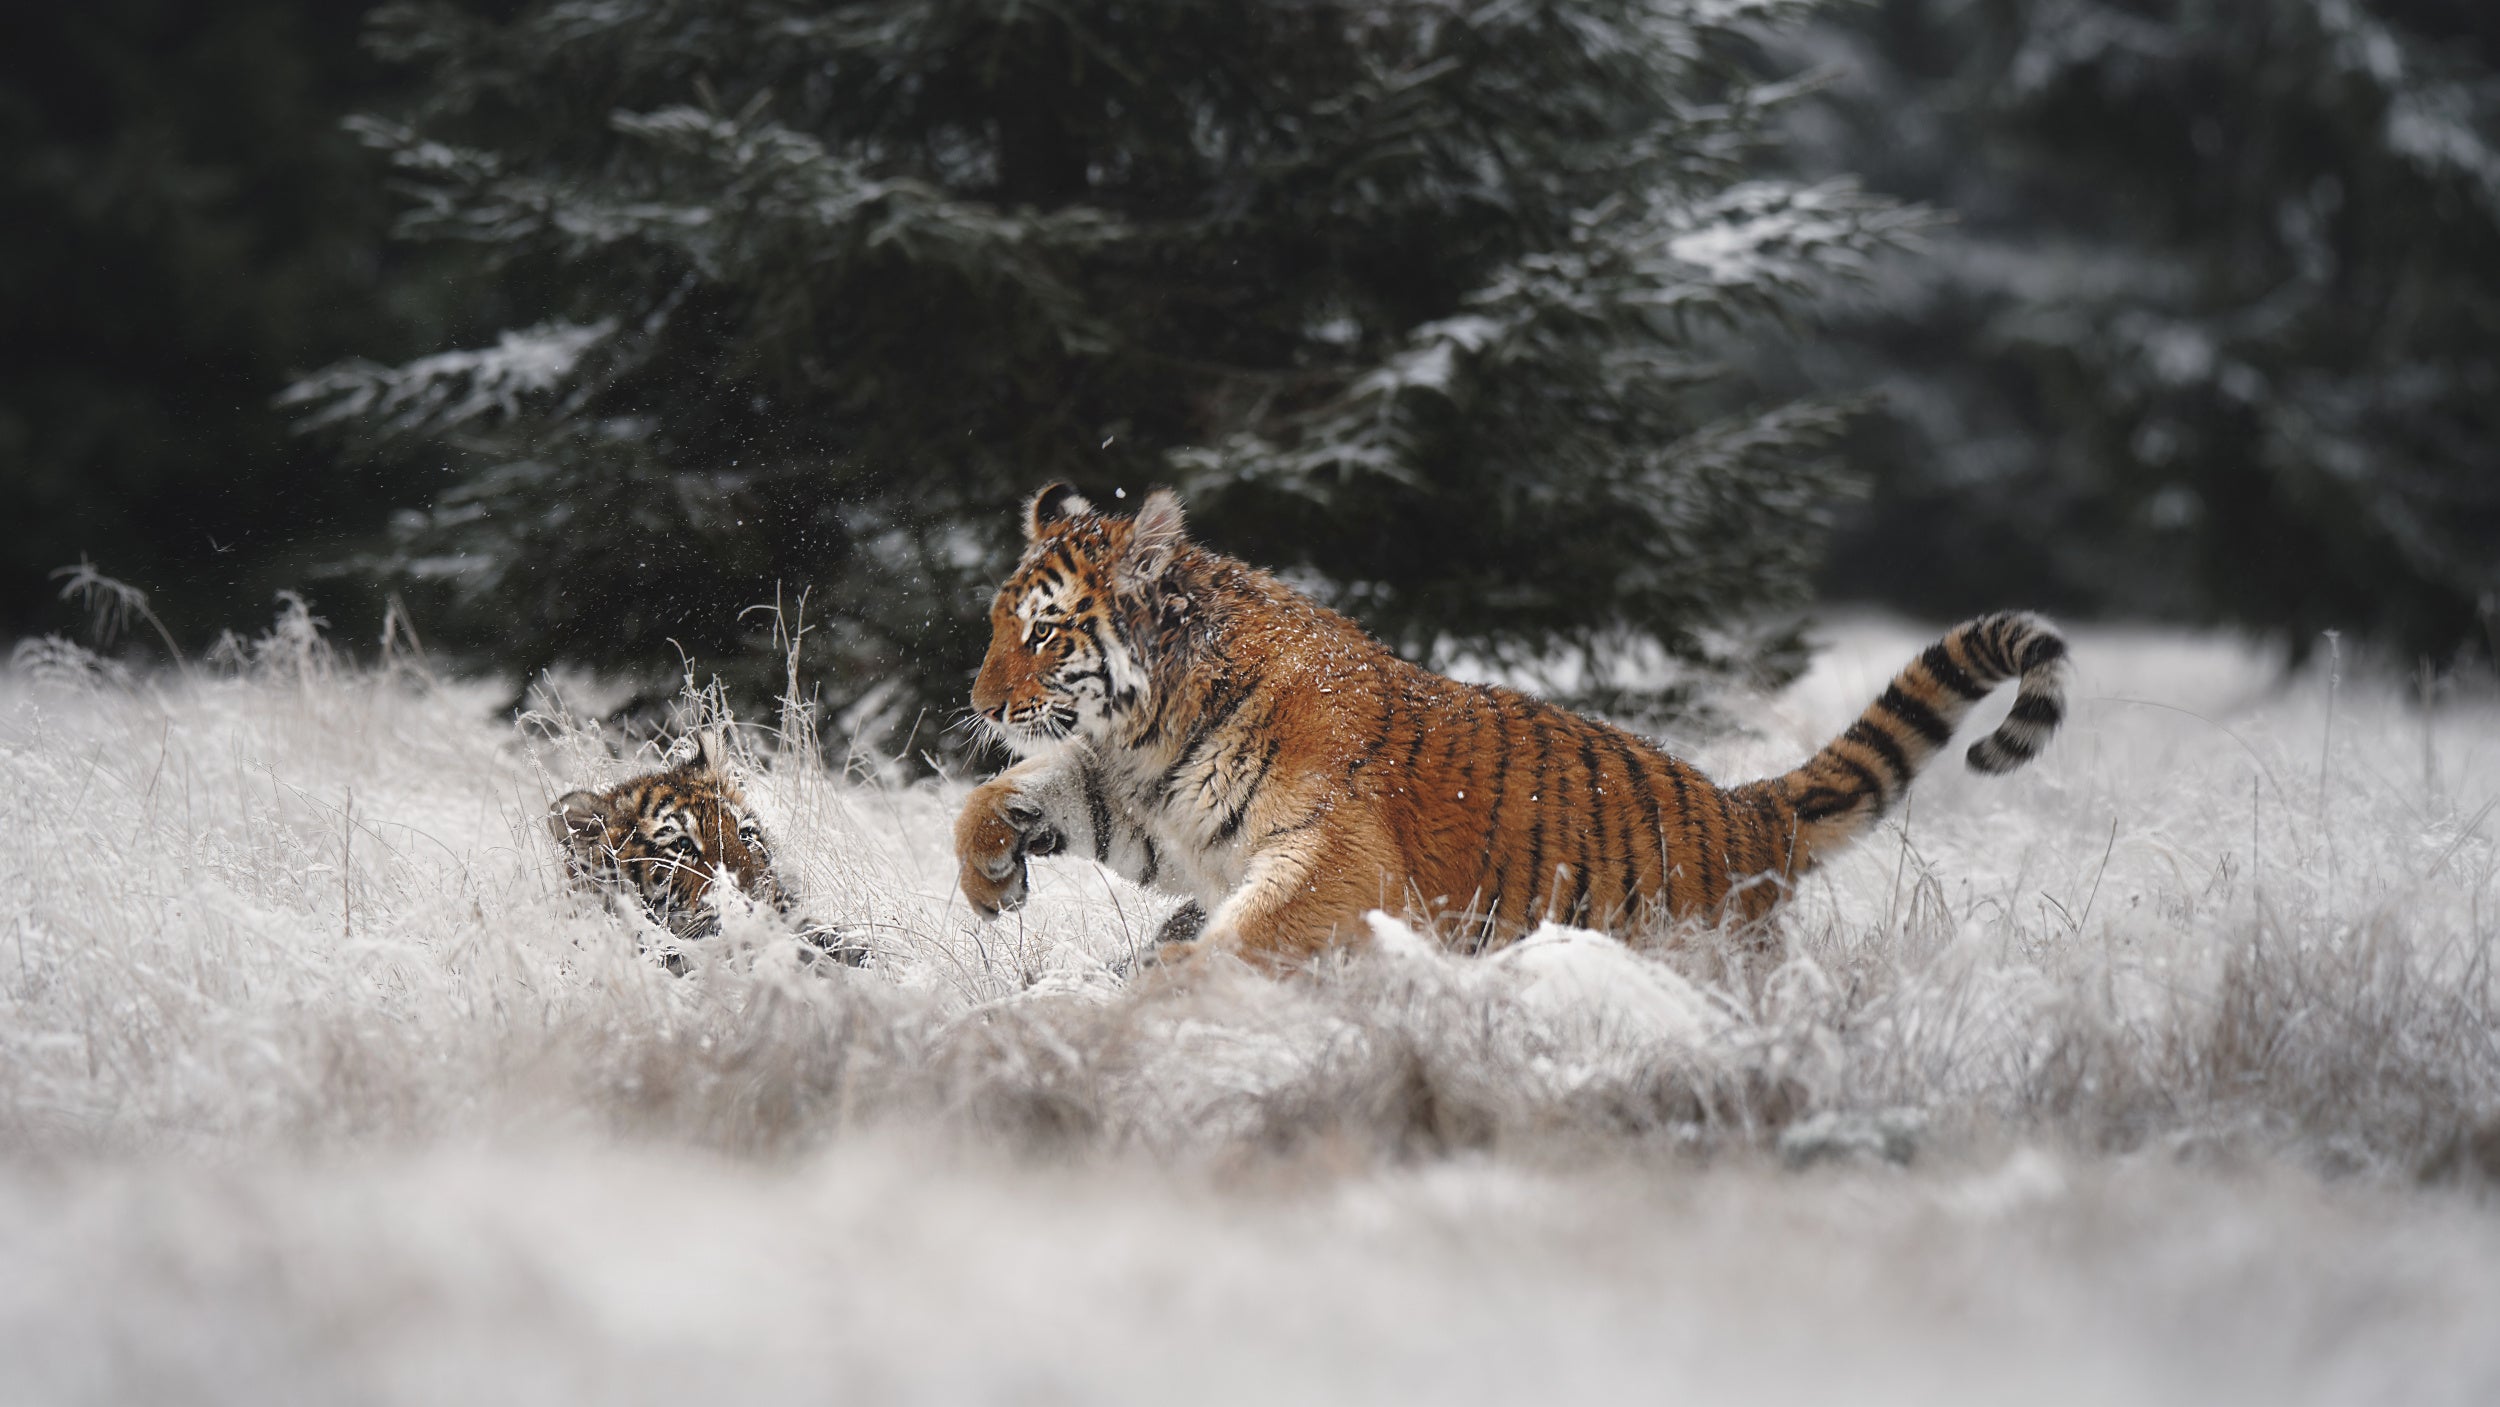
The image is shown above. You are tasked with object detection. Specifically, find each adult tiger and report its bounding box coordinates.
[955,483,2067,967]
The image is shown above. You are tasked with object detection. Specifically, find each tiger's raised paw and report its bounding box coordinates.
[953,778,1066,917]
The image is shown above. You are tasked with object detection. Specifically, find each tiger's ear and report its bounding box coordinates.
[693,729,729,776]
[1120,488,1186,586]
[1025,481,1095,541]
[549,790,612,851]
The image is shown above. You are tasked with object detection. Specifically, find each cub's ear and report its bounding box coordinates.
[1120,487,1187,586]
[1025,481,1095,541]
[549,790,612,850]
[693,728,730,775]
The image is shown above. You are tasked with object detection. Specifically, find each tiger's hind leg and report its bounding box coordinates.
[1153,901,1207,946]
[1108,901,1209,978]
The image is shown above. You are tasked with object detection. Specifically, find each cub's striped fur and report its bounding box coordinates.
[550,732,864,969]
[957,484,2068,966]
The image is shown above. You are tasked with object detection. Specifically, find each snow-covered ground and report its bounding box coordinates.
[3,609,2496,1404]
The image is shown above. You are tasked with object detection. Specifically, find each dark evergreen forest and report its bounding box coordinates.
[9,0,2496,725]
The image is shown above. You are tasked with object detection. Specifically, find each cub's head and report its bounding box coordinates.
[970,482,1187,750]
[547,731,791,940]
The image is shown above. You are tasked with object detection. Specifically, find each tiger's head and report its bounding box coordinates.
[970,482,1187,752]
[547,731,794,941]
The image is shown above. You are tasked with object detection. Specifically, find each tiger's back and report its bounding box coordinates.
[957,484,2066,965]
[1329,613,2064,939]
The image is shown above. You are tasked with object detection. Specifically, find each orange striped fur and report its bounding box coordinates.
[957,484,2068,967]
[551,731,864,969]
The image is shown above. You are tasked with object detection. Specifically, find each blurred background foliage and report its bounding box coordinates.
[1,0,487,649]
[8,0,2498,741]
[1782,0,2500,667]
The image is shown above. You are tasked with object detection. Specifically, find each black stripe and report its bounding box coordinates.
[1446,689,1483,810]
[1401,690,1436,775]
[1663,752,1694,905]
[1159,672,1257,798]
[1440,690,1485,907]
[1105,609,1148,714]
[1875,683,1952,748]
[1613,736,1669,913]
[1920,642,1987,700]
[1074,615,1112,664]
[1474,693,1515,862]
[1965,617,2000,677]
[1261,806,1328,842]
[1138,836,1159,887]
[1960,618,1995,677]
[1793,786,1856,822]
[1137,613,1218,750]
[1710,785,1741,903]
[1793,750,1886,822]
[1184,698,1281,810]
[1757,789,1800,874]
[1348,685,1399,773]
[1737,788,1781,879]
[1575,731,1606,922]
[1997,615,2031,673]
[1692,768,1725,908]
[2020,631,2068,672]
[1829,753,1887,812]
[1083,762,1113,864]
[1979,622,2016,680]
[2009,692,2064,727]
[1214,737,1281,843]
[1971,738,2024,769]
[1523,727,1551,920]
[1844,718,1912,792]
[1986,616,2022,675]
[1479,695,1516,923]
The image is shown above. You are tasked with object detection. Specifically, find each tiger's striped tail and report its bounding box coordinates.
[1958,614,2070,774]
[1747,613,2068,873]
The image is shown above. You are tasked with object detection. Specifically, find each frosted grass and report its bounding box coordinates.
[3,609,2495,1403]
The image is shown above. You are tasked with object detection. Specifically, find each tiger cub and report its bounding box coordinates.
[549,731,864,970]
[954,483,2068,968]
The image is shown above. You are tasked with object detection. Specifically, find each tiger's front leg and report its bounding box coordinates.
[954,747,1170,917]
[953,757,1076,917]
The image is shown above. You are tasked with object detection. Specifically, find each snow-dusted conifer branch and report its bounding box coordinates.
[280,319,617,436]
[288,0,1928,737]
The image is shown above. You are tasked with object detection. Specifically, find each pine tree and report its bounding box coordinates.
[1787,0,2500,666]
[293,0,1916,735]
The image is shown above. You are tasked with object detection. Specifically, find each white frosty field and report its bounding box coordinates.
[3,608,2496,1405]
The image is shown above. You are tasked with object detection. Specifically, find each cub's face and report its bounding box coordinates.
[547,734,788,939]
[970,483,1182,751]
